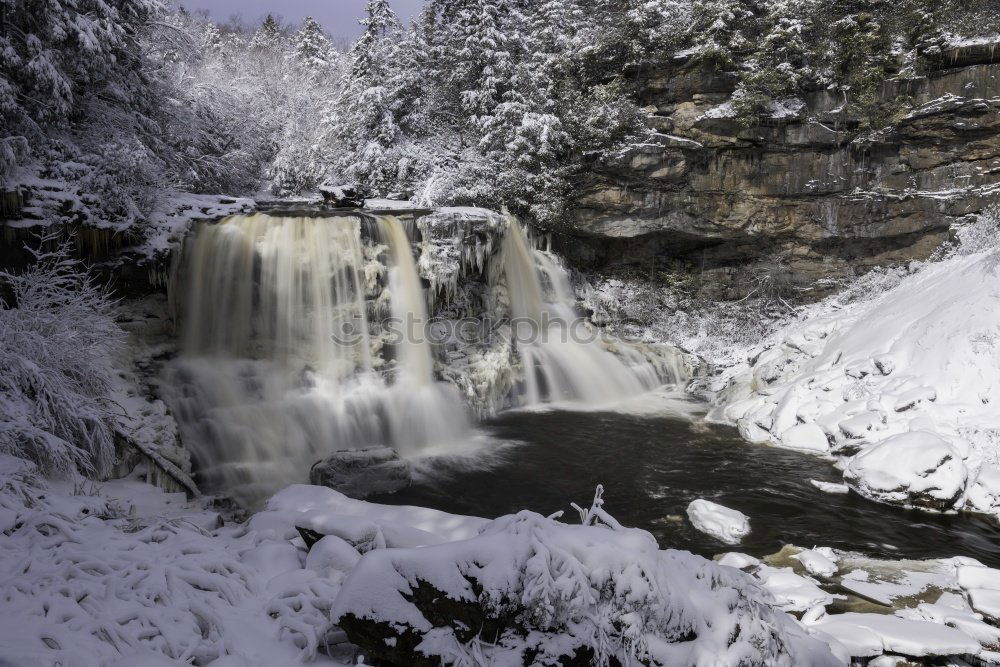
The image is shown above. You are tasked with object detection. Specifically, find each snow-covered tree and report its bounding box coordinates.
[351,0,403,78]
[295,16,333,72]
[828,0,895,126]
[0,237,124,478]
[0,0,160,185]
[687,0,763,68]
[732,0,819,122]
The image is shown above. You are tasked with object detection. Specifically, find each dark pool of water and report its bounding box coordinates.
[373,397,1000,567]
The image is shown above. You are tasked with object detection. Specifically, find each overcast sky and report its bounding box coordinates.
[178,0,424,44]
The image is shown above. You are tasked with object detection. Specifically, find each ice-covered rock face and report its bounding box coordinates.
[844,432,969,510]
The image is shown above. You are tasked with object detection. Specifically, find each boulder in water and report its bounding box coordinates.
[310,446,411,499]
[843,431,968,510]
[319,183,365,207]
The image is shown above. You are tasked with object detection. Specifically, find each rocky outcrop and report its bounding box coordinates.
[309,446,411,499]
[564,44,1000,299]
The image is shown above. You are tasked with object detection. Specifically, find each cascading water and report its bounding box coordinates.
[162,213,468,505]
[496,218,662,405]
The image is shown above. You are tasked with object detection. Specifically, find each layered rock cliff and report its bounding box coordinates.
[562,43,1000,300]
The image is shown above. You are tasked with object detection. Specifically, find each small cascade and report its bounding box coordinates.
[162,214,468,505]
[377,215,433,385]
[496,218,662,405]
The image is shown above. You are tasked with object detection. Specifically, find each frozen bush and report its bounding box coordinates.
[332,487,840,666]
[0,238,124,478]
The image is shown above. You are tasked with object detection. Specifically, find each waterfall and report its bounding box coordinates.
[162,214,468,505]
[377,215,433,386]
[497,218,661,406]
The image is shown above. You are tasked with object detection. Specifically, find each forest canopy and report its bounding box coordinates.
[1,0,997,232]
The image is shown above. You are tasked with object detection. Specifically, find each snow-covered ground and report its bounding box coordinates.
[5,461,1000,665]
[705,215,1000,519]
[0,462,837,666]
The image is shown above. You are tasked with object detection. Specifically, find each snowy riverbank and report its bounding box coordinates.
[699,214,1000,520]
[4,457,1000,665]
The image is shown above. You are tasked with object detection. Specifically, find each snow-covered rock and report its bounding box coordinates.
[780,423,830,452]
[843,431,968,510]
[332,508,839,666]
[806,612,982,658]
[795,548,839,578]
[755,566,836,612]
[309,446,411,499]
[714,237,1000,519]
[686,499,751,545]
[718,551,760,569]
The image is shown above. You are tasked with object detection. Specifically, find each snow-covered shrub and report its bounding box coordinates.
[0,238,124,478]
[332,488,840,666]
[951,206,1000,257]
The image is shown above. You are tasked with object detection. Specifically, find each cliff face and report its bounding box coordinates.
[562,45,1000,300]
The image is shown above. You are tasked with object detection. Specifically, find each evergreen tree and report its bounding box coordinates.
[328,0,406,194]
[295,16,332,71]
[827,0,895,127]
[732,0,818,122]
[250,13,283,50]
[687,0,763,69]
[904,0,948,71]
[351,0,402,78]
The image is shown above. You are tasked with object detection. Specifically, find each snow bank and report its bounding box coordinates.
[686,498,751,544]
[6,464,1000,665]
[0,468,351,666]
[714,236,1000,517]
[332,495,837,667]
[844,431,968,509]
[732,545,1000,663]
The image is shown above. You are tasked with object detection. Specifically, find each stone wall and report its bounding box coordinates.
[562,45,1000,300]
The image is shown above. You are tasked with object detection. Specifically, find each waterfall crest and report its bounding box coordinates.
[497,218,662,406]
[163,214,468,504]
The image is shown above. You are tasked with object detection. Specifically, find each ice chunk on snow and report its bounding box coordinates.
[755,566,835,612]
[957,565,1000,591]
[809,612,982,657]
[898,595,1000,648]
[844,431,968,510]
[718,552,760,569]
[811,479,850,494]
[968,589,1000,622]
[686,499,750,545]
[795,548,838,577]
[957,564,1000,621]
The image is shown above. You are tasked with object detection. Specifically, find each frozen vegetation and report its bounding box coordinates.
[2,0,1000,665]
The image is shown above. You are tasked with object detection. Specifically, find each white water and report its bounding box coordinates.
[161,212,675,503]
[163,214,468,505]
[497,218,662,406]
